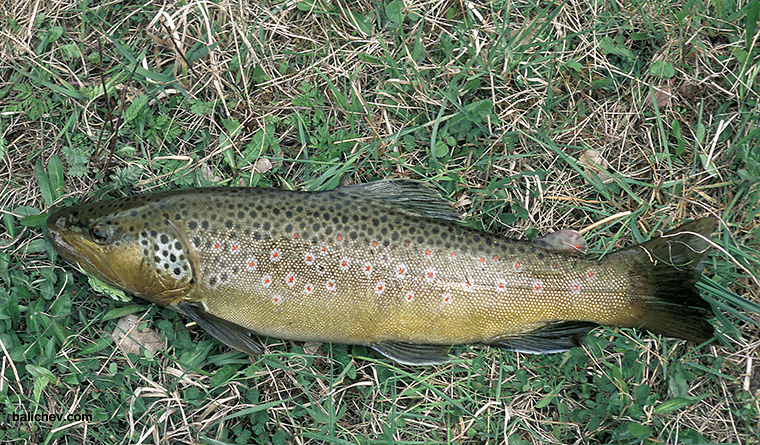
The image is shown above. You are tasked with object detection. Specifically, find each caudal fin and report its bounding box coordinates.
[612,218,717,343]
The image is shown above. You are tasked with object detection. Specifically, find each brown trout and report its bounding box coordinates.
[46,180,716,365]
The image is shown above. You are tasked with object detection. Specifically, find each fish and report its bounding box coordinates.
[45,180,717,365]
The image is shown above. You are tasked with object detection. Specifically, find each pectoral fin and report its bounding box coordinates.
[487,321,597,354]
[372,342,453,365]
[177,301,264,355]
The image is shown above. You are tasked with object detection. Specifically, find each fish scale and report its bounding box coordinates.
[46,180,717,365]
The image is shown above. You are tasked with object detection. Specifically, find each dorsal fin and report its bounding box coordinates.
[533,230,588,255]
[331,180,463,223]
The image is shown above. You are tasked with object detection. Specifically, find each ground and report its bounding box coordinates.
[0,0,759,443]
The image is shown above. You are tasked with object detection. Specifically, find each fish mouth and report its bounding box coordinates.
[47,229,84,265]
[46,225,118,284]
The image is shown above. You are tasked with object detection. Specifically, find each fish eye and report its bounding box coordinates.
[89,224,111,244]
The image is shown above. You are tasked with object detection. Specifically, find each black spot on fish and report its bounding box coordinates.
[350,232,358,240]
[160,234,169,244]
[417,236,424,244]
[285,224,293,233]
[325,226,333,235]
[221,272,228,281]
[391,232,399,241]
[192,237,200,247]
[341,215,348,224]
[286,211,293,218]
[189,221,197,230]
[537,252,545,260]
[249,210,258,219]
[170,254,177,262]
[130,210,138,217]
[272,208,280,215]
[518,245,525,253]
[151,230,157,237]
[263,222,271,231]
[209,276,217,286]
[225,220,233,229]
[201,221,209,229]
[237,211,244,219]
[154,255,161,263]
[173,268,181,275]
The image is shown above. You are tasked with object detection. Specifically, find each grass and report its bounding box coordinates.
[1,0,759,443]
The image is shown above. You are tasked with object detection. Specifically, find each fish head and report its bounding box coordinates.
[46,196,194,307]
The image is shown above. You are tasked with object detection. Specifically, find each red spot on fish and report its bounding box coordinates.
[304,283,314,294]
[450,251,456,258]
[396,264,406,278]
[270,249,280,262]
[286,272,296,287]
[304,253,314,265]
[425,268,436,281]
[425,249,432,256]
[442,292,451,303]
[404,240,410,246]
[533,281,543,292]
[552,262,558,270]
[293,233,299,239]
[478,257,485,264]
[340,258,349,271]
[375,281,385,294]
[571,283,580,293]
[213,242,221,250]
[337,234,343,242]
[272,294,281,304]
[463,281,472,291]
[574,244,582,251]
[587,270,594,279]
[364,263,373,276]
[404,291,414,302]
[514,261,521,270]
[246,258,257,270]
[230,244,239,252]
[262,275,272,287]
[372,240,378,248]
[497,279,506,291]
[320,245,328,254]
[493,255,498,261]
[326,280,336,291]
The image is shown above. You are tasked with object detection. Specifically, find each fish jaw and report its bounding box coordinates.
[46,206,121,284]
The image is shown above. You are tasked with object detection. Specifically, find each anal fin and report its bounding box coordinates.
[177,301,263,355]
[487,321,597,354]
[372,342,452,365]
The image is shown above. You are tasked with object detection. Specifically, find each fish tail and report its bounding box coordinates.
[611,218,717,342]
